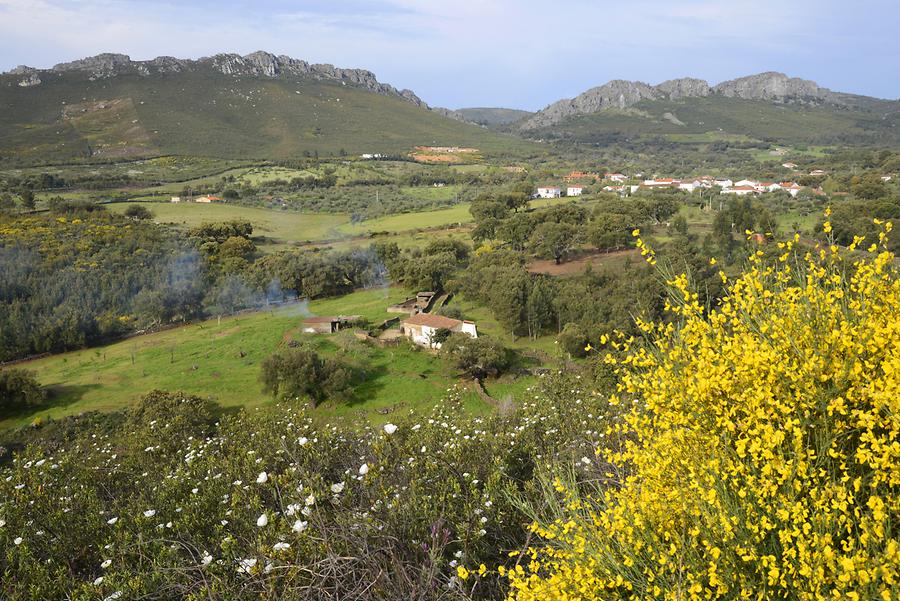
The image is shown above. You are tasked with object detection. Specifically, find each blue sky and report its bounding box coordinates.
[1,0,897,110]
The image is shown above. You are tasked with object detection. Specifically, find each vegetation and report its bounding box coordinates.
[0,369,44,416]
[260,347,355,406]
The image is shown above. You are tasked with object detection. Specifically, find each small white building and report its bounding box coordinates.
[734,179,759,189]
[401,313,477,349]
[604,173,627,182]
[678,179,703,193]
[566,185,584,197]
[536,186,561,199]
[170,196,181,203]
[722,186,758,196]
[781,182,803,197]
[782,162,798,169]
[714,179,733,189]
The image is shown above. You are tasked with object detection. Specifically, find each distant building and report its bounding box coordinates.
[721,185,758,196]
[780,182,803,197]
[195,195,223,204]
[809,169,827,176]
[388,291,437,315]
[302,315,361,334]
[401,313,477,349]
[782,162,798,169]
[881,175,893,182]
[536,186,561,199]
[604,173,627,182]
[170,196,181,203]
[678,179,703,193]
[734,179,759,188]
[566,185,584,196]
[714,178,733,188]
[642,178,680,189]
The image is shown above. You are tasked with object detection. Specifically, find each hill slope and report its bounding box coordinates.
[0,52,533,163]
[520,72,900,146]
[454,107,534,126]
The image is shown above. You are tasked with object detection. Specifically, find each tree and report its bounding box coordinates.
[259,348,353,406]
[20,189,35,211]
[0,369,44,415]
[124,204,154,220]
[526,276,556,338]
[529,222,582,264]
[557,322,589,358]
[440,333,512,379]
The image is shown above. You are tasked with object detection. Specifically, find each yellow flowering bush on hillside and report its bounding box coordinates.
[504,220,900,600]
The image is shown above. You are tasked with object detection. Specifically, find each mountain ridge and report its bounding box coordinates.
[6,51,426,107]
[519,71,885,130]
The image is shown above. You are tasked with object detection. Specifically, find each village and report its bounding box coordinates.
[532,165,853,199]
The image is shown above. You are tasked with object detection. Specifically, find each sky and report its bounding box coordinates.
[0,0,897,111]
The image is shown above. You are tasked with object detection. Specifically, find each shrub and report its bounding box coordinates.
[260,347,354,406]
[123,204,154,220]
[503,223,900,599]
[0,369,44,415]
[441,334,512,379]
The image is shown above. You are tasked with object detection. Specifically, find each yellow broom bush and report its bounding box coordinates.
[504,220,900,600]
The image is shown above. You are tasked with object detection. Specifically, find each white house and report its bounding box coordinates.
[781,182,803,197]
[643,178,680,188]
[714,179,733,188]
[170,196,181,203]
[734,179,758,189]
[678,179,703,193]
[536,186,561,199]
[722,185,758,196]
[567,185,584,197]
[604,173,627,182]
[401,313,477,349]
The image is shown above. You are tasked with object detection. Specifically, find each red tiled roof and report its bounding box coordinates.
[403,313,462,329]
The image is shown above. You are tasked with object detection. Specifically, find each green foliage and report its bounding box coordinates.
[557,323,589,358]
[123,204,154,220]
[259,347,354,406]
[441,333,513,379]
[0,369,44,416]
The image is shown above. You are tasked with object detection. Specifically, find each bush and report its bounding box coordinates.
[441,333,512,379]
[260,347,354,406]
[504,225,900,599]
[123,204,154,220]
[556,322,589,358]
[0,368,44,415]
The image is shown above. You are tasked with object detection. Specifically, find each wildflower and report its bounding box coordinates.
[256,471,268,484]
[106,517,118,525]
[100,559,112,569]
[256,513,268,527]
[330,482,345,494]
[93,576,104,585]
[273,542,291,551]
[383,423,398,435]
[305,494,316,506]
[358,463,369,475]
[201,554,213,566]
[297,437,308,446]
[237,558,257,574]
[14,537,23,545]
[143,510,156,518]
[458,566,470,580]
[292,520,308,533]
[103,593,123,601]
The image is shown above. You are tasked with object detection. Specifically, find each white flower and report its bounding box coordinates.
[304,494,316,506]
[383,423,398,435]
[221,519,229,526]
[191,488,199,494]
[285,503,300,516]
[580,456,591,465]
[330,482,345,494]
[201,554,213,566]
[13,537,23,545]
[358,463,369,476]
[0,519,5,528]
[106,517,118,525]
[100,559,112,569]
[256,471,268,484]
[237,558,257,573]
[292,520,308,533]
[297,437,308,446]
[93,576,104,585]
[273,542,291,551]
[256,513,268,528]
[143,509,156,518]
[301,507,312,517]
[103,592,123,601]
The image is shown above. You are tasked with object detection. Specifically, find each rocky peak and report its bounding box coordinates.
[520,80,660,129]
[52,53,133,77]
[712,71,835,103]
[655,77,710,100]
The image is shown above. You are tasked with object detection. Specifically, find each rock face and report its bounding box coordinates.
[521,80,661,129]
[655,77,710,100]
[712,71,835,103]
[520,71,846,130]
[6,51,424,107]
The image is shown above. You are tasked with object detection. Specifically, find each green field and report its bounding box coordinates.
[1,287,500,431]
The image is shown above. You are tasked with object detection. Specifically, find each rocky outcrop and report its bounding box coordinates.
[6,51,424,106]
[712,71,838,104]
[17,73,41,87]
[521,80,661,129]
[520,71,852,130]
[655,77,710,100]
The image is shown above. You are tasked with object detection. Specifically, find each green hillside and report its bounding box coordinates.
[455,107,534,126]
[526,96,900,146]
[0,71,534,163]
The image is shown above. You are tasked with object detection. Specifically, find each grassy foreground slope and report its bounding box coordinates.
[0,71,535,163]
[1,288,495,430]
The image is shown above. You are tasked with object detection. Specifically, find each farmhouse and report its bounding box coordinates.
[678,179,703,193]
[170,196,181,203]
[401,313,477,349]
[721,185,758,196]
[536,186,561,199]
[566,185,584,196]
[604,173,627,182]
[195,195,223,203]
[302,315,361,334]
